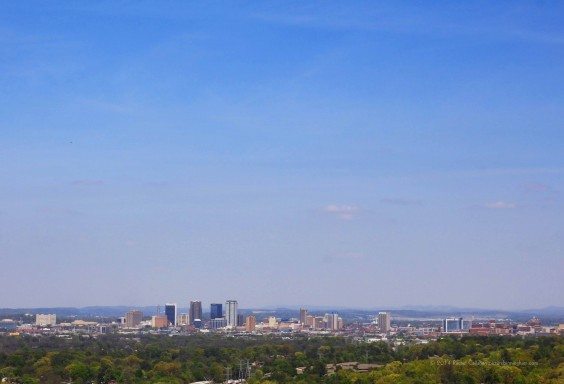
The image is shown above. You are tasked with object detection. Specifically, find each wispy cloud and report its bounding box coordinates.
[522,183,559,205]
[249,3,564,46]
[484,201,517,210]
[523,183,558,194]
[323,204,359,220]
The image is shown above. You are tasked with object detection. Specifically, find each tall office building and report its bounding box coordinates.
[314,316,325,330]
[165,303,177,326]
[178,313,189,326]
[442,318,464,333]
[245,315,256,332]
[210,303,223,319]
[299,308,308,324]
[189,301,202,325]
[226,300,238,327]
[125,310,143,328]
[326,313,339,331]
[268,316,278,328]
[151,315,168,328]
[378,312,391,333]
[305,315,315,329]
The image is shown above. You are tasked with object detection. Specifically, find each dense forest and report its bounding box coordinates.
[0,334,562,383]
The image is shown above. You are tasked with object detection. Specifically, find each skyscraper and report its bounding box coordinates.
[326,313,339,331]
[210,303,223,319]
[268,316,278,328]
[125,310,143,328]
[442,317,464,333]
[151,315,168,328]
[245,315,256,332]
[165,303,177,326]
[177,313,189,326]
[378,312,391,333]
[226,300,238,328]
[189,300,202,325]
[299,308,308,324]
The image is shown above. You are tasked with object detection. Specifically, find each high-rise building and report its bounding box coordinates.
[226,300,238,327]
[125,310,143,328]
[151,315,168,328]
[189,301,202,325]
[268,316,278,328]
[35,314,56,326]
[245,315,256,332]
[165,303,177,326]
[314,316,325,330]
[210,303,223,319]
[305,315,315,329]
[299,308,308,324]
[325,313,339,331]
[178,313,189,326]
[378,312,391,333]
[442,318,464,333]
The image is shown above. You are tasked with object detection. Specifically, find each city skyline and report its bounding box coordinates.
[1,1,563,310]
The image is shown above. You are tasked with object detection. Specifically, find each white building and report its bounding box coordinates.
[177,313,189,326]
[268,316,278,328]
[36,314,57,326]
[225,300,238,328]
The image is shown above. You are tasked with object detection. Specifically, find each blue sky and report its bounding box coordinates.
[0,1,563,309]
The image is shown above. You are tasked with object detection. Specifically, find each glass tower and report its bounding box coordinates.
[165,303,177,326]
[210,303,223,319]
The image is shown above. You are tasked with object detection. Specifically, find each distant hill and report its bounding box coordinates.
[0,306,185,318]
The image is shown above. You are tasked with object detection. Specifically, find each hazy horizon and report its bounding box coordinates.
[1,2,563,309]
[2,303,563,313]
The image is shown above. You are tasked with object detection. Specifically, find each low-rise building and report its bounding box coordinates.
[210,317,227,330]
[36,314,57,326]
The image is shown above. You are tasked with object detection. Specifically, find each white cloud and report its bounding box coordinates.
[484,201,516,210]
[323,204,359,220]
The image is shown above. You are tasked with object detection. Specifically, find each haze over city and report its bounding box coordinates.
[1,1,563,310]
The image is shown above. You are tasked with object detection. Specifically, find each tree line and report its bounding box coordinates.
[0,334,562,383]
